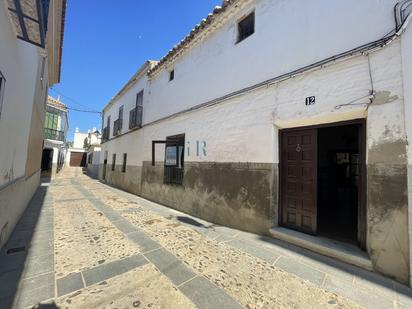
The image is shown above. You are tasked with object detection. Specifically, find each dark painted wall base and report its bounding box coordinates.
[101,161,278,235]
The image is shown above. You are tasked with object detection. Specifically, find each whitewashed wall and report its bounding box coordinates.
[401,18,412,286]
[103,75,149,139]
[144,0,398,124]
[73,131,88,149]
[101,41,404,166]
[0,2,45,188]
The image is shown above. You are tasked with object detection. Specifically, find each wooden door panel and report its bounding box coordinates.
[281,129,317,234]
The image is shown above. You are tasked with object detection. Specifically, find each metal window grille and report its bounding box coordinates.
[164,135,185,185]
[237,12,255,43]
[112,154,116,171]
[122,153,127,173]
[129,91,144,129]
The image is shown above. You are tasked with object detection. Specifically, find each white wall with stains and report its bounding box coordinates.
[102,42,404,165]
[0,2,49,249]
[100,0,411,283]
[401,17,412,286]
[144,0,398,124]
[0,3,44,188]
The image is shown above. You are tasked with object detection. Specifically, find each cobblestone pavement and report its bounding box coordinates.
[1,168,412,308]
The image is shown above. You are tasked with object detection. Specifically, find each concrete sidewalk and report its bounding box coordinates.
[0,168,411,308]
[104,177,412,309]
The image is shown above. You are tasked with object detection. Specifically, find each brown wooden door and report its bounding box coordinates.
[281,129,317,234]
[70,152,86,167]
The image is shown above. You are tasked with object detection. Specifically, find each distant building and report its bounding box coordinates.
[86,128,102,178]
[41,96,68,178]
[0,0,66,249]
[66,128,101,168]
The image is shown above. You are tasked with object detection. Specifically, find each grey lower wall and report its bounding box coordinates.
[102,164,142,196]
[101,161,277,235]
[87,164,100,179]
[0,171,40,249]
[99,153,410,284]
[367,140,410,284]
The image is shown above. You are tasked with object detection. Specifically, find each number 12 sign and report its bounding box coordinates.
[305,96,315,106]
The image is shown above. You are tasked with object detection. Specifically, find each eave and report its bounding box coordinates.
[5,0,49,48]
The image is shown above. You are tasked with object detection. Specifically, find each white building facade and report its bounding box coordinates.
[100,0,412,285]
[0,0,66,248]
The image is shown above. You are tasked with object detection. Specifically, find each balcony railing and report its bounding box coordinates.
[129,105,143,129]
[113,119,122,136]
[44,128,65,141]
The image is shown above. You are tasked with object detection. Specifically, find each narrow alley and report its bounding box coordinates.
[0,168,411,308]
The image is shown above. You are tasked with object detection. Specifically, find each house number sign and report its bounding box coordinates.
[305,96,315,106]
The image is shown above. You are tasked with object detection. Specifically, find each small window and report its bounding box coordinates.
[169,70,174,82]
[122,153,127,173]
[112,153,116,171]
[136,90,144,106]
[164,134,185,185]
[237,12,255,43]
[119,106,123,120]
[0,71,5,119]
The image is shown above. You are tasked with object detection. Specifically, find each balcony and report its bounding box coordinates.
[44,128,65,142]
[129,105,143,129]
[113,119,123,136]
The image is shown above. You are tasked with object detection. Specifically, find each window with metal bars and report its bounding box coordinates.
[122,153,127,173]
[112,153,116,171]
[237,11,255,43]
[164,134,185,185]
[129,91,143,129]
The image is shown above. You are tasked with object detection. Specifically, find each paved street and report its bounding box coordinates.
[0,168,412,308]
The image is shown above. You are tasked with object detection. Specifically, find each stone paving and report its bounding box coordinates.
[0,168,412,308]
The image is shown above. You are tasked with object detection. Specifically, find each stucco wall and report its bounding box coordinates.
[0,3,48,249]
[0,171,40,249]
[401,17,412,286]
[145,0,398,124]
[0,3,42,188]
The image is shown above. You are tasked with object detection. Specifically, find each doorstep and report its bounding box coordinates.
[269,227,373,271]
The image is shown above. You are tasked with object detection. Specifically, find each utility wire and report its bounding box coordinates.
[67,107,102,114]
[49,87,99,110]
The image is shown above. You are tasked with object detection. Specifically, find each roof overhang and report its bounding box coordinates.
[5,0,50,48]
[102,60,158,113]
[5,0,66,86]
[46,0,66,86]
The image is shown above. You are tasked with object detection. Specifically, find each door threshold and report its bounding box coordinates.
[269,227,372,271]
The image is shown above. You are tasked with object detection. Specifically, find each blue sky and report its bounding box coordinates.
[51,0,221,141]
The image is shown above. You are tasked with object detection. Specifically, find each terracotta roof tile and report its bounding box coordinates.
[47,95,67,111]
